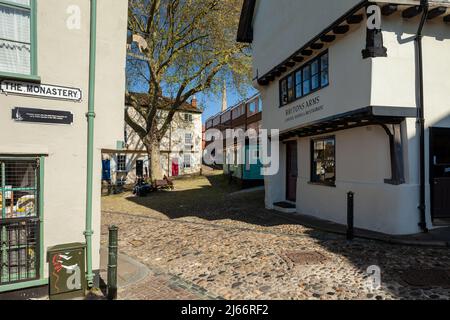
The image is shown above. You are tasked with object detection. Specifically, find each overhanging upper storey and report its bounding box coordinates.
[238,0,450,86]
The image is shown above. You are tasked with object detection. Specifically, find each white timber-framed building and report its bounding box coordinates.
[238,0,450,235]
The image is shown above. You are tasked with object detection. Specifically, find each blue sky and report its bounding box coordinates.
[196,86,258,124]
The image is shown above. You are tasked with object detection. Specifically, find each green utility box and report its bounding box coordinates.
[47,243,86,300]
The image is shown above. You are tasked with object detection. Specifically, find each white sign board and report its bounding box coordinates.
[1,80,82,102]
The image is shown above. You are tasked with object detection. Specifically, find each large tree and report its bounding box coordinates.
[126,0,251,181]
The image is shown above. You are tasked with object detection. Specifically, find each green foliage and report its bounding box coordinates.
[126,0,252,142]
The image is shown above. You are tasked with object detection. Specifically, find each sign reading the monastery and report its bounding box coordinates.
[285,95,324,123]
[1,80,82,102]
[12,107,74,125]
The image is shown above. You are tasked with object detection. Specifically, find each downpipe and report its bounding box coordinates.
[416,0,429,233]
[85,0,98,288]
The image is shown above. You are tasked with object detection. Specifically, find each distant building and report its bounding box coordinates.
[103,93,203,185]
[205,93,264,188]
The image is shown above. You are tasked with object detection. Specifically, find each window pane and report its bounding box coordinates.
[321,69,329,86]
[0,6,30,43]
[303,65,310,80]
[321,53,329,71]
[311,74,320,90]
[9,0,31,5]
[303,79,310,95]
[311,60,319,75]
[312,137,335,184]
[295,71,302,98]
[287,75,294,101]
[0,5,31,74]
[281,79,287,105]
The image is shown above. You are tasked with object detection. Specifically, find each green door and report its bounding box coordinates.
[0,158,41,286]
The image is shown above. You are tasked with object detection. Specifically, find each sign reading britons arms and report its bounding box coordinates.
[1,80,82,102]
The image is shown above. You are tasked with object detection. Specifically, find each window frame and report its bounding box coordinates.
[116,155,127,172]
[184,113,193,122]
[310,135,336,187]
[185,132,193,146]
[279,50,329,107]
[183,154,191,169]
[0,0,39,82]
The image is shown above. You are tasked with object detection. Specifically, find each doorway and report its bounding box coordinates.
[430,127,450,220]
[286,141,298,202]
[136,160,144,178]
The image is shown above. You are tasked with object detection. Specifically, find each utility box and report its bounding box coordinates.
[47,243,86,300]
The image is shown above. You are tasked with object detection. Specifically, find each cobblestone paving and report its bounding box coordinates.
[102,173,450,300]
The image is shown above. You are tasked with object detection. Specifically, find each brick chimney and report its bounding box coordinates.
[192,96,197,108]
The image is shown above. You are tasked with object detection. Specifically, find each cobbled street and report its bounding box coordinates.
[101,171,450,300]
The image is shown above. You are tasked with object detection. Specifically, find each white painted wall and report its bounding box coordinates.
[255,1,450,235]
[252,0,363,77]
[0,0,128,277]
[258,22,372,133]
[120,107,203,184]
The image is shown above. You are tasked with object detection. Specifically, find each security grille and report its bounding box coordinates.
[0,159,40,285]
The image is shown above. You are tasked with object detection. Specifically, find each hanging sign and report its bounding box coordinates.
[1,80,82,102]
[12,107,74,125]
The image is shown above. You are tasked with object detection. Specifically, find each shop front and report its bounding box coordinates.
[0,157,44,290]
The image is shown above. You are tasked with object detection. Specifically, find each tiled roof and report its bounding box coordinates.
[125,92,203,114]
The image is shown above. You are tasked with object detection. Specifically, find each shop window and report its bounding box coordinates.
[258,98,263,112]
[279,50,329,106]
[117,155,127,172]
[311,136,336,186]
[0,158,40,285]
[0,0,37,77]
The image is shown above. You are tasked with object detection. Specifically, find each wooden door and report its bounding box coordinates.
[286,141,298,202]
[430,128,450,219]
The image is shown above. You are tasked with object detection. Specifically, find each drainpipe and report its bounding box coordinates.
[416,0,429,233]
[85,0,98,288]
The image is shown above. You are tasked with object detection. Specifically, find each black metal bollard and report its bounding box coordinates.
[107,225,119,300]
[347,192,354,241]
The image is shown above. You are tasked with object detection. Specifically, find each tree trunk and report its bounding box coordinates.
[145,138,164,181]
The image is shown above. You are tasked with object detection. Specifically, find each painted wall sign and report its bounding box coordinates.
[285,95,324,123]
[1,80,82,102]
[12,107,74,125]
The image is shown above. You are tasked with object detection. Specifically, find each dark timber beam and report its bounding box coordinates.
[402,6,422,19]
[346,14,364,24]
[379,123,405,185]
[333,25,350,34]
[310,43,324,50]
[285,61,295,68]
[427,6,447,20]
[320,34,336,43]
[293,56,304,63]
[301,49,313,56]
[381,4,398,16]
